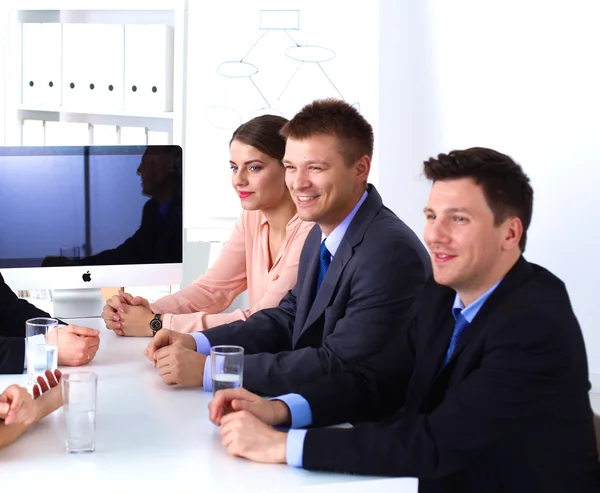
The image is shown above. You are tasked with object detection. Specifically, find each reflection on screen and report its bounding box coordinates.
[0,146,182,268]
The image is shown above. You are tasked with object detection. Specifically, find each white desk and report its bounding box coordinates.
[0,319,418,493]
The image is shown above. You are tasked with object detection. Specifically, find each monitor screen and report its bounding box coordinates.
[0,145,183,291]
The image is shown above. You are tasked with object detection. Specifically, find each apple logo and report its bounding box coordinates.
[82,271,92,282]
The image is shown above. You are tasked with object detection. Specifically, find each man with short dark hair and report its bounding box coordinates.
[208,147,600,493]
[144,98,431,396]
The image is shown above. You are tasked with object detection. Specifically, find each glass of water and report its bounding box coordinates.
[210,345,244,396]
[59,245,81,262]
[25,317,58,389]
[62,372,98,454]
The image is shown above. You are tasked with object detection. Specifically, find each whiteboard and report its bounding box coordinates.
[184,0,380,224]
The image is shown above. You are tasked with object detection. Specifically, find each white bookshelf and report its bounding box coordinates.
[2,0,188,147]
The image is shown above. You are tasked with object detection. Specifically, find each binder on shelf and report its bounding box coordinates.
[21,23,43,106]
[21,119,45,146]
[62,24,93,109]
[45,122,90,146]
[119,126,147,145]
[86,24,125,111]
[147,131,170,145]
[92,124,119,145]
[42,23,62,107]
[124,24,174,113]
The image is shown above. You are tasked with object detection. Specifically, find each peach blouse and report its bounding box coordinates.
[150,210,313,332]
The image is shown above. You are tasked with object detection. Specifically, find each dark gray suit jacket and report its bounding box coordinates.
[203,185,431,395]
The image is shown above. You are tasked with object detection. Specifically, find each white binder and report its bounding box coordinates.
[124,24,174,113]
[119,126,147,145]
[62,23,93,109]
[147,130,170,145]
[45,122,90,146]
[41,23,62,107]
[21,119,45,146]
[21,23,44,106]
[87,24,125,111]
[92,124,119,145]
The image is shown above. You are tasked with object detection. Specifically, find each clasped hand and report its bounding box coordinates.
[208,387,291,464]
[101,291,154,337]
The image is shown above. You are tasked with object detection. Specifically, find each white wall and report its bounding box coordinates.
[378,0,600,371]
[184,0,380,228]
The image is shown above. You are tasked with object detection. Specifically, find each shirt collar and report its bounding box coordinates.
[158,199,172,219]
[321,190,369,257]
[452,279,502,323]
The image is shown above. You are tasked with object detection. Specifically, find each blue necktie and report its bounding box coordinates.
[440,312,469,369]
[316,240,331,293]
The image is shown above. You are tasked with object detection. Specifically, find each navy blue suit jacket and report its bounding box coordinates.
[203,185,431,395]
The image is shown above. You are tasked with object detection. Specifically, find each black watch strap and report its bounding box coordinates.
[150,313,163,336]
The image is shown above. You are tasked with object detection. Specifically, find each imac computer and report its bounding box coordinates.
[0,145,183,319]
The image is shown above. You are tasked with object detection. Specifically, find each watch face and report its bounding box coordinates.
[150,319,162,331]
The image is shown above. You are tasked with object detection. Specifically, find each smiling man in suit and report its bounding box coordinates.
[144,98,431,395]
[208,147,600,492]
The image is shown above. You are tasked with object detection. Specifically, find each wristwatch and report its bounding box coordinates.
[150,313,163,336]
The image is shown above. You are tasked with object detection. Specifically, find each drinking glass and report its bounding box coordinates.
[25,317,58,389]
[210,345,244,396]
[62,372,98,453]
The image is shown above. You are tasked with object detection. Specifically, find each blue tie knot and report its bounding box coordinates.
[316,240,331,293]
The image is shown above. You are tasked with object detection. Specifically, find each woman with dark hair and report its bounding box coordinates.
[102,115,313,335]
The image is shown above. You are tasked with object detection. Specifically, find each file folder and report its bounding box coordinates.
[45,121,90,146]
[92,124,119,145]
[124,24,174,113]
[119,126,147,145]
[62,23,93,109]
[21,23,44,106]
[86,24,125,111]
[21,119,45,146]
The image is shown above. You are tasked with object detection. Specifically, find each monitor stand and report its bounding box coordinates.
[52,288,105,320]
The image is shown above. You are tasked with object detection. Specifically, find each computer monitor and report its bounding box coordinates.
[0,145,183,319]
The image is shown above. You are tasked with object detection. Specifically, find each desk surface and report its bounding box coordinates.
[0,319,418,492]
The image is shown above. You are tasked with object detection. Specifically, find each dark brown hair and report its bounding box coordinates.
[423,147,533,251]
[230,114,289,162]
[280,98,374,165]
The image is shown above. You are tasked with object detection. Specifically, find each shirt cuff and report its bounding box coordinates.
[203,358,213,393]
[190,332,210,355]
[286,430,307,468]
[275,394,313,429]
[161,313,174,330]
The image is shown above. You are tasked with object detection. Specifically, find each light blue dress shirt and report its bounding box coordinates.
[192,191,369,393]
[284,279,502,468]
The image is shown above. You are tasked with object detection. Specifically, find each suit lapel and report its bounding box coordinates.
[294,227,321,337]
[295,185,384,341]
[440,256,534,371]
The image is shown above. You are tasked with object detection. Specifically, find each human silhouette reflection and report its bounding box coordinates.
[43,146,182,267]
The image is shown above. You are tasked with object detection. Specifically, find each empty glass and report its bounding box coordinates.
[25,317,58,389]
[210,345,244,396]
[62,372,98,453]
[60,245,81,261]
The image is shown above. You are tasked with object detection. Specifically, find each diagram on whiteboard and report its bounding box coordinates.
[205,9,359,129]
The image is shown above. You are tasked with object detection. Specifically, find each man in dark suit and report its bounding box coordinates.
[208,148,600,492]
[0,273,101,374]
[141,98,431,395]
